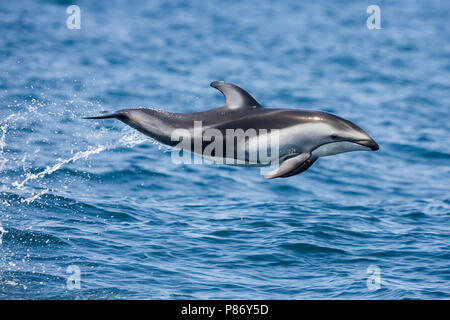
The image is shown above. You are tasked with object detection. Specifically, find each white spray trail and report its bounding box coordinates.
[12,145,107,190]
[21,188,50,205]
[10,132,149,203]
[0,224,7,245]
[0,106,150,204]
[0,123,9,172]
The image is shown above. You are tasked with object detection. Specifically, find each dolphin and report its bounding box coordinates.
[85,81,379,179]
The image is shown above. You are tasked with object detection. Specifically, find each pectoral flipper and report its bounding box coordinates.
[264,153,317,179]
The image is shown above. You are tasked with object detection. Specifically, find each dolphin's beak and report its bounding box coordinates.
[356,139,379,151]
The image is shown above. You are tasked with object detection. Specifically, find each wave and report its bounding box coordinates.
[1,227,69,247]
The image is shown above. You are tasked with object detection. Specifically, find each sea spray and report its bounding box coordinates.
[12,145,108,190]
[9,131,150,203]
[21,188,50,205]
[0,123,8,171]
[0,224,6,245]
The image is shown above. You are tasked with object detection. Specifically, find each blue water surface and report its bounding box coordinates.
[0,0,449,299]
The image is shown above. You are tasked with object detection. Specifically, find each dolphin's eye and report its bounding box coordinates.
[331,134,338,139]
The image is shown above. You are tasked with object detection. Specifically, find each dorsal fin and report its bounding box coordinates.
[210,81,261,109]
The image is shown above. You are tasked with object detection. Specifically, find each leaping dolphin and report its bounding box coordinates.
[85,81,379,179]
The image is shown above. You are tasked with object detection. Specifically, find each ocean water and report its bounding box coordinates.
[0,0,449,299]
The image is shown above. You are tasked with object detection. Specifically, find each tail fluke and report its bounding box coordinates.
[83,111,122,120]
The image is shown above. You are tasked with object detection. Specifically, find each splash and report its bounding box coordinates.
[0,225,7,245]
[21,188,50,205]
[9,131,150,203]
[0,112,34,172]
[0,123,7,171]
[12,145,108,190]
[117,132,149,148]
[0,105,152,204]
